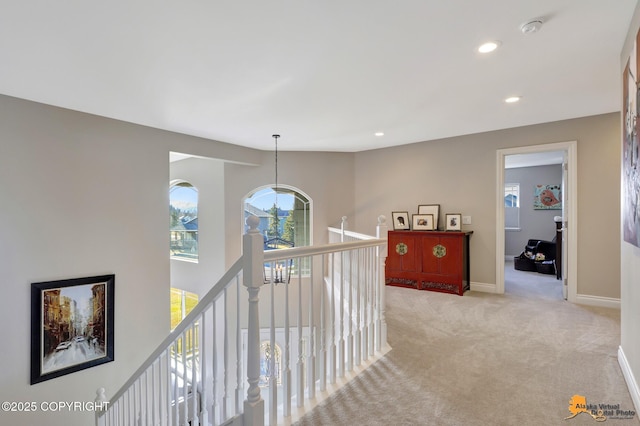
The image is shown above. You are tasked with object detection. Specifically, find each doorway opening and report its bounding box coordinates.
[496,141,577,302]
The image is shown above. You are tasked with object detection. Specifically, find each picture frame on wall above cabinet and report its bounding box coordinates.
[412,214,435,230]
[30,274,115,384]
[445,213,462,231]
[392,211,410,230]
[418,204,440,230]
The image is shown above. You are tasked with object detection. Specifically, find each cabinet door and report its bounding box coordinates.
[387,233,418,272]
[420,234,462,278]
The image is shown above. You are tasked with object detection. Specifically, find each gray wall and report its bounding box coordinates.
[353,113,621,299]
[504,164,563,256]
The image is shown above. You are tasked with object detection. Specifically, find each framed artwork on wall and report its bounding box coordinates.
[418,204,440,230]
[445,213,462,231]
[622,28,640,247]
[533,184,562,210]
[392,211,410,230]
[412,214,435,231]
[30,274,115,384]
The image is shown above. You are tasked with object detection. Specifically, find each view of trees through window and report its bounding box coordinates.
[244,186,310,250]
[170,182,198,260]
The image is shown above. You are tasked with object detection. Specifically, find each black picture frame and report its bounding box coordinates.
[392,211,410,230]
[418,204,440,230]
[30,274,115,384]
[445,213,462,231]
[412,214,435,231]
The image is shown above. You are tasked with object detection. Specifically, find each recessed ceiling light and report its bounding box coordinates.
[375,132,384,137]
[505,96,521,103]
[478,41,500,53]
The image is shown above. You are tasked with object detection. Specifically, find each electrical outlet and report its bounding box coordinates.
[462,216,472,225]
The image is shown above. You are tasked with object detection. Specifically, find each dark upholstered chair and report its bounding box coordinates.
[514,238,557,274]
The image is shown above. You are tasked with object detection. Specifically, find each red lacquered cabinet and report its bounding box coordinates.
[385,230,473,296]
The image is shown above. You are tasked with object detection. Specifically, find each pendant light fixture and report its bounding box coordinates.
[265,134,292,284]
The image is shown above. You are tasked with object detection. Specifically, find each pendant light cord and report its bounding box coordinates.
[273,134,280,239]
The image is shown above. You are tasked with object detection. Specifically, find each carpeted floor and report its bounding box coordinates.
[294,261,638,425]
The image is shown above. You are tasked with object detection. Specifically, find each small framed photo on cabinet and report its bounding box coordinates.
[418,204,440,230]
[392,212,410,230]
[445,213,462,231]
[412,214,435,231]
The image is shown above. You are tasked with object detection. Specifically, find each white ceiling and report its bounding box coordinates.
[0,1,636,152]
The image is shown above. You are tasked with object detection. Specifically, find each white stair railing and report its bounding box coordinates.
[96,215,388,426]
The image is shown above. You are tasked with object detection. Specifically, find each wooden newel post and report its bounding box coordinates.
[376,215,388,350]
[243,215,265,426]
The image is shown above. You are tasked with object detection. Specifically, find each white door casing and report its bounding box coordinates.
[495,141,578,302]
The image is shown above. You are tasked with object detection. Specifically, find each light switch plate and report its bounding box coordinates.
[462,216,472,225]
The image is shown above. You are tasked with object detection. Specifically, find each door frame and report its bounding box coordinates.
[495,141,578,302]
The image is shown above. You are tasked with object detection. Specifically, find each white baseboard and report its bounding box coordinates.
[575,294,621,309]
[618,346,640,415]
[470,281,496,293]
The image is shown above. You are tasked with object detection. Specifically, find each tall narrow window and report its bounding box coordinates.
[170,181,199,261]
[505,183,520,229]
[170,288,199,330]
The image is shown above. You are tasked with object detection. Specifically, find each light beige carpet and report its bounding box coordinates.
[294,261,638,425]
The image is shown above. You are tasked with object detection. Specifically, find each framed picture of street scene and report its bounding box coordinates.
[30,274,115,384]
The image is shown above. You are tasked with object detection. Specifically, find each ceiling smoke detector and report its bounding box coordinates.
[520,20,543,34]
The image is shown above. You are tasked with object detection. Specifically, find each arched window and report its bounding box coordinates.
[259,341,282,387]
[244,185,311,249]
[170,181,198,261]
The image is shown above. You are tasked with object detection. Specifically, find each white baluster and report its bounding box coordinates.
[243,215,265,426]
[151,363,157,426]
[95,388,107,426]
[362,249,369,363]
[200,312,209,426]
[181,331,188,426]
[377,215,388,349]
[347,249,354,372]
[329,252,337,384]
[269,278,277,425]
[319,254,327,392]
[191,325,199,426]
[296,261,304,407]
[341,216,348,242]
[235,276,242,416]
[307,257,316,400]
[338,250,345,378]
[212,303,217,425]
[355,249,362,367]
[223,288,230,422]
[159,352,167,426]
[284,261,291,417]
[367,246,378,356]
